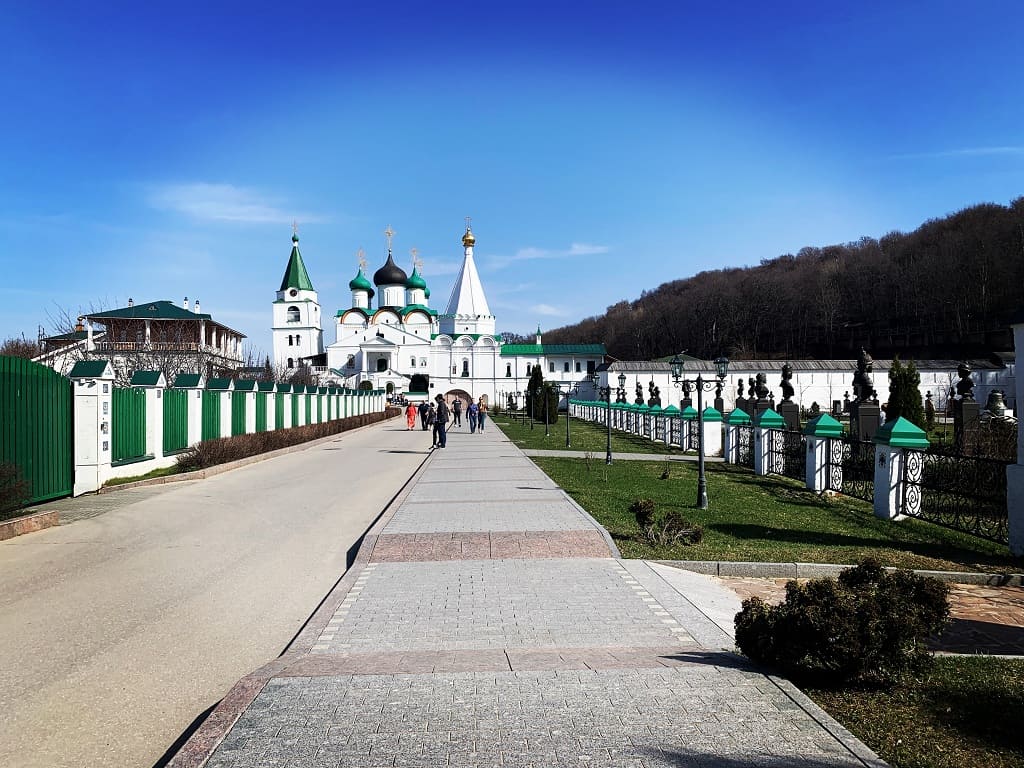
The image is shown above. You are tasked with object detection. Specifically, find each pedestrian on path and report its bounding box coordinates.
[452,398,462,427]
[434,395,450,448]
[467,399,479,433]
[477,398,488,432]
[405,402,418,430]
[418,401,430,431]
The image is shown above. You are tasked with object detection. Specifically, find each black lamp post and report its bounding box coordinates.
[529,388,535,430]
[670,354,730,509]
[554,382,578,448]
[597,381,613,464]
[542,385,550,437]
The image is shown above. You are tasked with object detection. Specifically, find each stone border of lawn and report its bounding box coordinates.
[656,560,1024,586]
[0,509,59,541]
[99,413,399,495]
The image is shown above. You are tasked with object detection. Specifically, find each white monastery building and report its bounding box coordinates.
[272,224,606,404]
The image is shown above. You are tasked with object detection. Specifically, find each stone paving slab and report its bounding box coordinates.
[415,466,555,484]
[204,668,878,768]
[371,531,613,561]
[383,500,601,533]
[311,560,696,654]
[403,481,561,503]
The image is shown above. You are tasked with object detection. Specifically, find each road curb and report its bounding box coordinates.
[654,559,1024,586]
[0,509,58,541]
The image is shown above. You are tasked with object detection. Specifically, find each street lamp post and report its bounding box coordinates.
[554,382,578,448]
[598,382,613,464]
[543,385,550,437]
[670,354,730,510]
[529,388,535,430]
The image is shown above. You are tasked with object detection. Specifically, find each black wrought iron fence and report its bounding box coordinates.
[901,450,1009,544]
[838,439,875,503]
[778,430,805,481]
[737,425,755,468]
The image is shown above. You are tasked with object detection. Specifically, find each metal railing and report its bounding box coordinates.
[836,438,875,503]
[737,425,755,468]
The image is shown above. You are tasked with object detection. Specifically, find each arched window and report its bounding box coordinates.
[287,306,300,323]
[563,362,570,373]
[506,363,512,378]
[287,358,294,368]
[461,359,470,377]
[287,335,293,346]
[419,358,427,367]
[410,356,416,367]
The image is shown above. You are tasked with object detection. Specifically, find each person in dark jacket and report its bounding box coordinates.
[434,395,450,448]
[418,400,430,430]
[452,398,463,427]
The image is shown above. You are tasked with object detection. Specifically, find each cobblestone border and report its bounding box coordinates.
[0,509,58,541]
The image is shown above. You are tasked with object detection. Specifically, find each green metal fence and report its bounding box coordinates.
[255,394,268,432]
[306,394,313,424]
[112,387,148,464]
[231,392,246,436]
[162,388,189,454]
[291,394,299,426]
[201,391,221,441]
[0,355,73,505]
[274,393,285,429]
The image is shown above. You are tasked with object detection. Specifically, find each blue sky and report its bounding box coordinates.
[2,1,1022,358]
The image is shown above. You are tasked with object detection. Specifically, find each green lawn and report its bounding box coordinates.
[806,656,1024,768]
[529,455,1019,572]
[493,414,681,455]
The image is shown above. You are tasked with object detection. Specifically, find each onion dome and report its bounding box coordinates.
[461,227,476,247]
[373,252,408,286]
[424,286,431,299]
[406,265,427,290]
[349,268,374,295]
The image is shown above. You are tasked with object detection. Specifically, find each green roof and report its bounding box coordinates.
[399,304,438,317]
[405,266,427,290]
[500,343,606,357]
[69,360,112,378]
[234,380,257,391]
[206,377,234,390]
[279,234,315,292]
[257,381,276,392]
[129,371,164,386]
[874,416,930,449]
[337,307,372,318]
[348,267,373,293]
[87,300,212,321]
[173,373,203,388]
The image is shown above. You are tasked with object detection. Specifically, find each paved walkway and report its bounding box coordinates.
[171,424,887,768]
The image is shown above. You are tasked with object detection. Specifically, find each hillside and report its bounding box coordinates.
[545,199,1024,361]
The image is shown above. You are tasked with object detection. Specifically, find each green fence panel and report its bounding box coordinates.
[112,387,148,464]
[201,391,221,441]
[291,394,299,426]
[306,394,313,424]
[162,388,189,454]
[274,393,284,429]
[317,396,323,422]
[256,394,267,432]
[231,392,246,436]
[0,356,73,504]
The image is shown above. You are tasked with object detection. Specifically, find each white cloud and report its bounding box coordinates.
[567,242,610,256]
[148,182,322,224]
[531,303,568,317]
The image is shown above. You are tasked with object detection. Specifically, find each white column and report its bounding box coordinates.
[71,368,114,495]
[873,444,907,521]
[246,392,257,434]
[186,388,203,446]
[145,388,163,460]
[220,392,232,437]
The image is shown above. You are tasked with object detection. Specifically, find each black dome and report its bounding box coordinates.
[373,252,408,286]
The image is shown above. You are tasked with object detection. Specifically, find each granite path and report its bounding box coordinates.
[170,423,888,767]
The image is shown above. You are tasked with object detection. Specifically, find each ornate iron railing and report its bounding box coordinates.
[737,425,755,468]
[778,430,805,481]
[838,439,875,503]
[901,450,1009,544]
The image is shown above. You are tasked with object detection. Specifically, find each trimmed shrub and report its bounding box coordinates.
[630,498,703,547]
[176,409,399,472]
[734,559,950,686]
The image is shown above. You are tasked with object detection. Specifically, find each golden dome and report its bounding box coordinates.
[462,227,476,247]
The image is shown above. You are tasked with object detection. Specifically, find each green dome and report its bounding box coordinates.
[406,266,427,291]
[424,286,431,299]
[349,268,373,293]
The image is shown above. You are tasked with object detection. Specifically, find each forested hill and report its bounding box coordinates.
[545,199,1024,361]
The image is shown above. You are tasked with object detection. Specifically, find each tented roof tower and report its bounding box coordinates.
[441,222,495,337]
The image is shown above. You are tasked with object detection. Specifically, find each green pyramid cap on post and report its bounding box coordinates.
[726,408,752,425]
[873,416,930,449]
[702,406,723,422]
[804,412,844,437]
[662,405,680,415]
[680,405,698,420]
[755,408,785,428]
[279,234,315,292]
[649,405,663,414]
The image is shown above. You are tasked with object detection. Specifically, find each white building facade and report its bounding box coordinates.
[275,224,606,404]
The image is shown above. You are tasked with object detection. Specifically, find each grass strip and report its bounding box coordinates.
[493,415,680,455]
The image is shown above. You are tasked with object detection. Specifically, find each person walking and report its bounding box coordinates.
[467,399,479,433]
[477,398,488,432]
[418,400,430,431]
[452,398,463,427]
[405,401,418,430]
[434,395,450,448]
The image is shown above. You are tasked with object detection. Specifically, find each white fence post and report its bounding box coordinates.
[69,360,114,496]
[804,413,844,492]
[754,408,785,476]
[872,417,930,521]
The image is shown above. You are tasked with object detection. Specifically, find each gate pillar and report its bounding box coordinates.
[70,360,114,496]
[754,408,785,476]
[804,413,843,492]
[872,417,929,521]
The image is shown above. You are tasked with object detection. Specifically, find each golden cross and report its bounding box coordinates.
[384,225,394,250]
[292,220,298,236]
[410,247,422,270]
[464,215,472,231]
[357,248,367,270]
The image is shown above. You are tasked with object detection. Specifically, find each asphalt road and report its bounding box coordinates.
[0,418,431,768]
